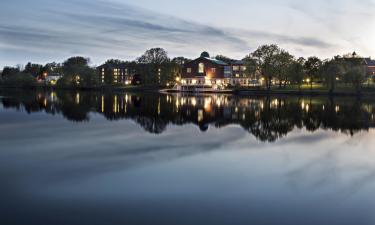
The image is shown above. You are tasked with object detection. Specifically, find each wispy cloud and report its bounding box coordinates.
[0,0,373,67]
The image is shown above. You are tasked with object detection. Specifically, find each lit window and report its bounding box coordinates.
[212,68,216,73]
[233,66,239,71]
[236,74,240,78]
[187,68,192,73]
[198,63,205,73]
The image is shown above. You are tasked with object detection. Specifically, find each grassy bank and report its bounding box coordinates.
[235,84,375,97]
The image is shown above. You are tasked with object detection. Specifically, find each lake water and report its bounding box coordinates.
[1,90,375,225]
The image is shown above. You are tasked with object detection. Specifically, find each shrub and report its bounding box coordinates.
[0,73,37,87]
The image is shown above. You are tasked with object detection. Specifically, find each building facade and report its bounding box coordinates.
[97,62,137,85]
[181,52,249,90]
[365,58,375,77]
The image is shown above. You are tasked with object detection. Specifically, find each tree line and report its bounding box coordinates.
[1,90,374,142]
[0,45,372,91]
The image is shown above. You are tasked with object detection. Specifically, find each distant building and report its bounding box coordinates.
[365,58,375,76]
[181,52,249,91]
[97,62,137,85]
[38,72,62,85]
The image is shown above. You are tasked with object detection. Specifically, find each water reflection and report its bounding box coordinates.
[1,89,375,142]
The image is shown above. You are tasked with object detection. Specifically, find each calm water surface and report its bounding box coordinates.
[1,90,375,225]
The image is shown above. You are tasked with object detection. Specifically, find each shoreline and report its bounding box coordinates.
[1,85,374,97]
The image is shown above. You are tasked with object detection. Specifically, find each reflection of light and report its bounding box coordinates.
[113,95,118,113]
[301,101,305,110]
[216,99,222,107]
[75,93,80,104]
[191,98,197,106]
[322,105,325,111]
[50,92,56,102]
[101,95,104,113]
[305,104,309,112]
[335,105,340,113]
[181,97,186,106]
[198,109,204,122]
[158,99,161,115]
[204,97,211,111]
[125,94,129,103]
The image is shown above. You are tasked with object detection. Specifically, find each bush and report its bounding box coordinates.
[0,73,37,87]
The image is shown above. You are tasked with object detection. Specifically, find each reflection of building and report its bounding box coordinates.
[97,62,137,85]
[181,52,249,91]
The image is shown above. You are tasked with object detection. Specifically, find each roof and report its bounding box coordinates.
[230,60,244,65]
[365,58,375,66]
[203,57,228,65]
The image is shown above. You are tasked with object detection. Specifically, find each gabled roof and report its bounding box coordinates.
[365,58,375,66]
[203,57,228,65]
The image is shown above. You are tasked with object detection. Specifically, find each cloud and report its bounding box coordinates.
[0,0,371,67]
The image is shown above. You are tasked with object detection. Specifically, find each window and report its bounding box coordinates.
[198,63,205,73]
[236,74,240,78]
[241,66,246,71]
[233,66,240,71]
[212,68,216,73]
[187,68,192,73]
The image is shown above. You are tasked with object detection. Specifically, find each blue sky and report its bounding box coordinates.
[0,0,374,68]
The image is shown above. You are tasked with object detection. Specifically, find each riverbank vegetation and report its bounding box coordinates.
[1,45,374,94]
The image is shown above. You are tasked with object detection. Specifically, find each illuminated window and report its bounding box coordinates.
[212,68,216,73]
[198,63,205,73]
[236,74,240,78]
[233,66,239,71]
[187,68,192,73]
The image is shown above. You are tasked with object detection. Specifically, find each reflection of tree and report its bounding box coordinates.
[1,89,374,142]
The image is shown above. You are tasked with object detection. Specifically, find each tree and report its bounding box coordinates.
[274,50,294,88]
[24,62,43,77]
[251,44,282,90]
[215,55,234,64]
[242,56,258,79]
[138,48,170,85]
[288,58,305,91]
[172,57,191,66]
[1,67,20,78]
[320,57,342,93]
[58,56,98,87]
[304,56,322,90]
[105,59,125,65]
[0,72,36,87]
[343,58,366,93]
[138,48,169,65]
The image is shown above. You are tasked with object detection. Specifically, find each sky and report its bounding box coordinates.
[0,0,375,68]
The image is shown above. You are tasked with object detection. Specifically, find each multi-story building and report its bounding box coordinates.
[97,62,137,85]
[181,52,249,91]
